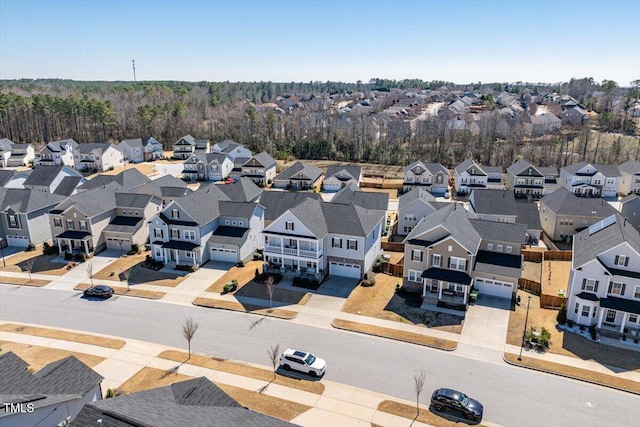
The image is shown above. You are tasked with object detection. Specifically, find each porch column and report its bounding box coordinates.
[438,282,443,299]
[57,239,62,254]
[174,249,179,264]
[192,250,196,266]
[464,286,469,304]
[83,240,88,254]
[620,312,628,334]
[422,279,427,298]
[597,309,605,328]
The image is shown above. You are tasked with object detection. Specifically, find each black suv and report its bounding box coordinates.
[431,388,483,421]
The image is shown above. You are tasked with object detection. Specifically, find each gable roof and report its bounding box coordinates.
[322,202,384,237]
[540,188,617,216]
[259,191,321,222]
[79,168,151,192]
[455,159,486,176]
[287,198,328,238]
[469,219,527,244]
[325,165,362,181]
[53,176,83,196]
[404,160,449,175]
[219,200,259,219]
[0,188,66,213]
[51,182,123,216]
[399,187,437,210]
[516,202,542,230]
[0,137,15,151]
[562,161,622,177]
[75,142,114,154]
[507,159,543,177]
[249,151,276,169]
[331,183,389,211]
[275,162,323,181]
[72,377,295,427]
[24,165,81,187]
[0,170,16,186]
[620,193,640,205]
[175,134,196,146]
[470,189,518,216]
[44,138,78,152]
[573,214,640,268]
[115,192,156,208]
[214,139,241,152]
[619,159,640,175]
[167,185,229,225]
[215,178,263,202]
[537,166,559,176]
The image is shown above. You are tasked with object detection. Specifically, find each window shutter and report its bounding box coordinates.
[621,283,626,295]
[625,257,629,267]
[419,251,423,262]
[608,283,613,294]
[355,241,358,250]
[614,255,619,265]
[448,258,451,268]
[594,281,599,292]
[582,278,586,290]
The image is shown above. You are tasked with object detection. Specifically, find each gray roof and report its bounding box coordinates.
[215,139,241,152]
[405,203,481,254]
[120,137,144,147]
[455,159,485,175]
[75,142,114,154]
[53,176,83,196]
[537,166,559,176]
[0,188,66,214]
[619,160,640,175]
[507,159,542,177]
[474,251,522,278]
[483,165,503,174]
[72,377,296,427]
[79,168,151,192]
[0,137,15,151]
[516,202,542,231]
[325,165,362,181]
[1,352,102,414]
[470,189,518,216]
[275,162,323,181]
[233,156,251,169]
[43,138,78,152]
[561,161,621,177]
[620,193,640,204]
[288,198,328,238]
[134,175,189,199]
[115,192,156,208]
[216,178,263,202]
[399,187,437,210]
[332,183,389,211]
[404,161,449,176]
[175,134,196,146]
[540,188,617,216]
[51,182,123,216]
[250,151,276,169]
[259,191,321,222]
[573,214,640,268]
[24,165,79,187]
[469,219,527,244]
[206,152,232,165]
[322,202,385,237]
[219,200,258,219]
[103,216,144,233]
[168,185,229,225]
[208,226,250,246]
[0,170,16,186]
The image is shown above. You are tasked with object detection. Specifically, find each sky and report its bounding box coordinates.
[1,0,638,85]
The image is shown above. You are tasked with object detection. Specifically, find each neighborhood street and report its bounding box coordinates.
[1,285,638,427]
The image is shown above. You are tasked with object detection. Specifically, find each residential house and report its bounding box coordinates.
[331,182,389,211]
[454,159,488,194]
[148,185,263,266]
[402,161,450,195]
[263,197,385,280]
[516,202,543,243]
[72,377,295,427]
[6,143,35,167]
[0,188,66,247]
[618,160,640,196]
[0,169,30,188]
[539,188,617,241]
[133,174,190,206]
[211,139,252,160]
[241,151,277,185]
[118,136,163,163]
[273,161,323,190]
[214,177,263,203]
[172,134,197,160]
[560,161,621,198]
[229,156,251,179]
[181,152,234,182]
[36,138,78,166]
[73,142,124,172]
[619,194,640,232]
[561,105,588,125]
[77,168,151,193]
[23,165,84,196]
[0,138,13,168]
[524,113,561,135]
[0,352,102,427]
[506,159,545,199]
[102,193,162,252]
[538,166,560,195]
[397,187,449,236]
[259,191,321,226]
[566,214,640,341]
[468,189,518,223]
[323,165,363,191]
[194,137,211,154]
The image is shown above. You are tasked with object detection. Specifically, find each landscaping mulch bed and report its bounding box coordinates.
[0,323,126,349]
[0,277,49,286]
[0,249,69,276]
[218,382,311,422]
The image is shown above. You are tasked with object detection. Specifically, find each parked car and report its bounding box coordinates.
[279,348,326,377]
[431,388,483,421]
[224,177,236,184]
[83,285,114,299]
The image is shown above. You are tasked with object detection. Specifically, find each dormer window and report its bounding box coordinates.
[285,221,294,231]
[615,255,629,267]
[172,209,179,219]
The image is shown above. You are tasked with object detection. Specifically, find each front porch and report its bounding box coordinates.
[596,302,640,340]
[55,231,94,255]
[421,268,473,311]
[263,261,324,282]
[152,240,201,267]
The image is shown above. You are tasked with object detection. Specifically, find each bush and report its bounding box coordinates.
[231,279,238,286]
[579,325,585,331]
[361,278,376,287]
[42,242,59,256]
[253,252,263,261]
[25,243,36,252]
[175,264,197,272]
[589,325,597,340]
[237,260,244,267]
[73,253,86,262]
[223,282,237,293]
[556,303,567,325]
[105,388,116,398]
[292,277,301,286]
[567,319,574,328]
[129,243,139,254]
[64,252,73,261]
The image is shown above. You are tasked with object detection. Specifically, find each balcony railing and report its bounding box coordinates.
[265,245,320,259]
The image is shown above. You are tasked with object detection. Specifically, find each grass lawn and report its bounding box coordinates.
[0,276,49,286]
[116,367,193,394]
[0,323,126,349]
[158,350,325,395]
[507,290,640,377]
[541,260,571,296]
[0,341,105,370]
[75,283,165,300]
[332,319,458,350]
[0,247,69,276]
[92,252,185,288]
[521,260,542,283]
[377,400,487,427]
[218,382,311,422]
[193,297,299,319]
[342,273,464,335]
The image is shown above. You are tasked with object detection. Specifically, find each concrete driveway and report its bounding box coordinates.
[315,275,359,298]
[456,295,511,362]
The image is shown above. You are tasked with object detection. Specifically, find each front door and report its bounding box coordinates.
[605,309,616,323]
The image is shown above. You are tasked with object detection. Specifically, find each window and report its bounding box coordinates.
[66,220,74,230]
[412,249,423,262]
[404,213,416,221]
[449,257,466,271]
[506,246,512,253]
[171,229,180,239]
[155,249,162,257]
[487,243,493,251]
[581,306,590,317]
[403,226,412,233]
[605,310,616,323]
[347,240,357,250]
[609,282,625,296]
[582,279,598,292]
[79,220,87,231]
[496,244,503,252]
[635,286,640,299]
[574,302,579,314]
[448,245,452,252]
[285,221,294,231]
[629,314,639,323]
[154,228,163,239]
[432,254,441,267]
[408,269,421,282]
[54,218,62,227]
[430,279,438,292]
[184,231,195,241]
[172,209,180,219]
[185,251,192,258]
[615,255,629,267]
[332,238,342,248]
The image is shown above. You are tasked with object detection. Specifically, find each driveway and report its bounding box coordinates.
[456,295,511,362]
[314,275,359,298]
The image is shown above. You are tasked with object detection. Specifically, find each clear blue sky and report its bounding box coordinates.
[1,0,638,85]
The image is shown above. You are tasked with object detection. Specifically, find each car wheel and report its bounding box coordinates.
[309,370,317,377]
[434,404,444,412]
[466,414,476,421]
[283,364,291,371]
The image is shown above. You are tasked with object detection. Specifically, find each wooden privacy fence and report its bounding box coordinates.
[382,242,405,252]
[382,262,403,276]
[522,250,543,262]
[543,251,572,261]
[518,278,541,295]
[540,293,567,309]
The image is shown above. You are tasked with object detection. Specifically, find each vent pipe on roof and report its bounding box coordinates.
[624,217,627,226]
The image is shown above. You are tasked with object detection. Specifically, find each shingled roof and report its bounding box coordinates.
[573,214,640,269]
[79,168,151,192]
[470,189,518,216]
[0,188,66,213]
[259,191,321,223]
[540,188,617,216]
[275,162,323,181]
[332,183,389,211]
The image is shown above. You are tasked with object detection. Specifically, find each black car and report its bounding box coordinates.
[83,285,114,298]
[431,388,483,421]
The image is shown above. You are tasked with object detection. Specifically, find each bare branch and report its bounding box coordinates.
[182,317,200,359]
[267,343,281,380]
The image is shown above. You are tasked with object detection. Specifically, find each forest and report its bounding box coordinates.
[0,78,637,169]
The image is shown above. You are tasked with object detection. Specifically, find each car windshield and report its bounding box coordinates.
[459,394,470,407]
[304,354,316,365]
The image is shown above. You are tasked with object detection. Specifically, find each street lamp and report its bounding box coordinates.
[518,295,533,361]
[0,238,5,267]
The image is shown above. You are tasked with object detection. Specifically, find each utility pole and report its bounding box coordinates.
[132,60,136,82]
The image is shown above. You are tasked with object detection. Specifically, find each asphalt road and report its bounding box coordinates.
[1,285,638,427]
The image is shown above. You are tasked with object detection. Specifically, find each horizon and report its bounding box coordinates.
[1,0,639,86]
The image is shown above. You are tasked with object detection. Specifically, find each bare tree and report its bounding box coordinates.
[182,317,200,359]
[23,258,36,283]
[266,275,276,313]
[413,371,426,416]
[267,343,281,380]
[121,268,132,291]
[85,261,94,287]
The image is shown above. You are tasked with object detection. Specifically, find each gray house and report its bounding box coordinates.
[619,194,640,232]
[398,187,449,236]
[273,162,323,190]
[468,189,518,223]
[23,165,84,196]
[403,161,450,195]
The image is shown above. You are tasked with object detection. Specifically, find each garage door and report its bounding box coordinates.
[106,237,131,250]
[329,262,361,278]
[210,247,238,263]
[474,278,513,299]
[6,235,29,247]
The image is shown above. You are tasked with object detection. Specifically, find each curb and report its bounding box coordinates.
[191,300,299,320]
[502,353,640,396]
[331,319,458,351]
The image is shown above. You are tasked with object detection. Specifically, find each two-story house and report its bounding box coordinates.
[181,152,234,182]
[619,194,640,232]
[273,162,323,190]
[36,138,78,166]
[172,135,197,160]
[211,139,251,160]
[397,187,449,236]
[539,188,617,241]
[331,182,389,211]
[118,136,163,163]
[560,161,622,198]
[214,178,263,203]
[23,165,84,196]
[323,165,363,192]
[262,197,385,280]
[207,201,264,263]
[566,214,640,342]
[240,151,277,186]
[402,161,450,195]
[7,143,36,167]
[538,166,560,195]
[561,105,588,125]
[102,193,162,252]
[506,159,545,198]
[73,143,124,172]
[618,160,640,196]
[0,138,14,168]
[454,159,488,194]
[259,191,321,227]
[132,174,190,206]
[0,188,66,247]
[467,189,518,223]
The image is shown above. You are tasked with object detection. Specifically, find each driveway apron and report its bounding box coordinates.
[456,295,511,363]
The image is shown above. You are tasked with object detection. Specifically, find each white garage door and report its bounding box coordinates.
[6,235,29,247]
[474,278,513,299]
[106,237,131,250]
[329,262,361,278]
[210,247,238,263]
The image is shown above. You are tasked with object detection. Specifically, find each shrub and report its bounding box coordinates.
[223,282,237,293]
[175,264,196,272]
[579,325,585,331]
[292,277,301,286]
[231,279,238,286]
[42,242,59,256]
[25,243,36,252]
[130,243,139,254]
[556,303,567,325]
[64,252,73,261]
[105,388,116,398]
[300,277,310,287]
[237,260,244,267]
[567,319,574,328]
[74,253,86,262]
[361,279,375,287]
[309,280,319,288]
[253,252,263,261]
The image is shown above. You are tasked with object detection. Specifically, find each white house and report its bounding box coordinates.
[212,139,252,160]
[240,151,276,186]
[323,165,363,192]
[73,143,124,172]
[560,162,621,198]
[37,138,78,166]
[118,136,163,163]
[181,153,234,182]
[454,159,488,194]
[6,143,35,167]
[0,138,13,168]
[402,161,449,195]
